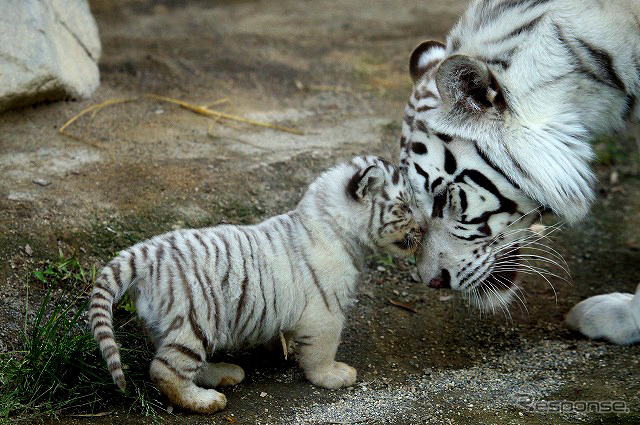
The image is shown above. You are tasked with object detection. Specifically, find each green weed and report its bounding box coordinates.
[0,254,162,422]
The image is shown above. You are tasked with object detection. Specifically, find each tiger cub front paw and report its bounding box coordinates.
[307,361,357,389]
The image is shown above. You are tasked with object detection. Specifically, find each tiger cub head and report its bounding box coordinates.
[303,156,425,257]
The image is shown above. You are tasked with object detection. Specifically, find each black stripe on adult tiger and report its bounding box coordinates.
[88,156,424,414]
[399,0,639,314]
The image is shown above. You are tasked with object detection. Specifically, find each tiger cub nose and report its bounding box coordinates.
[428,269,451,289]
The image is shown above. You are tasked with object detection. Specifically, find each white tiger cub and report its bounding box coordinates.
[88,156,422,413]
[399,0,640,342]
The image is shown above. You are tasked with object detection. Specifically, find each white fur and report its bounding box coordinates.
[400,0,640,319]
[566,284,640,345]
[89,156,420,412]
[417,0,640,222]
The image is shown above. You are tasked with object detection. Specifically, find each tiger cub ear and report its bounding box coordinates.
[409,40,446,82]
[347,166,385,201]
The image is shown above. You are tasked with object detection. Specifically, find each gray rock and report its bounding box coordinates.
[0,0,101,113]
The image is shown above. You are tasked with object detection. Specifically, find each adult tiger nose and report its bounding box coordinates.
[428,269,451,289]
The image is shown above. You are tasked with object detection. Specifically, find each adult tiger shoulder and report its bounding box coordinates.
[399,0,640,342]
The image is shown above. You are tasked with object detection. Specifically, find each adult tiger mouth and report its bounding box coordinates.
[477,248,520,291]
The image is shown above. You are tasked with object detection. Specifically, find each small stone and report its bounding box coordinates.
[376,266,385,272]
[439,295,452,302]
[529,223,546,235]
[260,391,267,397]
[166,405,173,414]
[24,244,33,255]
[32,178,51,186]
[362,289,375,299]
[610,170,619,185]
[411,271,420,282]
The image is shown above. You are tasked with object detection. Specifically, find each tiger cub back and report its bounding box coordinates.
[88,155,423,413]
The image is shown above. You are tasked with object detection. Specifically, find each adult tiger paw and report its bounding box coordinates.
[566,284,640,345]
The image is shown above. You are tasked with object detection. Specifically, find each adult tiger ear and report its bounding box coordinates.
[347,165,384,201]
[409,40,446,82]
[435,54,507,113]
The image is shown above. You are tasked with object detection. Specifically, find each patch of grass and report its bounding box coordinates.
[0,254,162,422]
[595,136,628,166]
[594,133,640,168]
[368,253,396,269]
[32,250,96,288]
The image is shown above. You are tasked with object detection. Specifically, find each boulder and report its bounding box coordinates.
[0,0,101,113]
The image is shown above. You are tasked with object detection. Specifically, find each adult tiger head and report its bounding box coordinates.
[400,40,579,311]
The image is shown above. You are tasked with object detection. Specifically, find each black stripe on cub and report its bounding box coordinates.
[346,165,376,201]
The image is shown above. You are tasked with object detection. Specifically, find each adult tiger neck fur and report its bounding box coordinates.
[88,155,422,413]
[399,0,640,314]
[407,0,639,224]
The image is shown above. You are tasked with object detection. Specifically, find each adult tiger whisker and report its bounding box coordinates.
[517,243,570,271]
[493,262,571,285]
[495,222,565,250]
[488,206,543,244]
[497,253,570,276]
[494,244,569,271]
[513,261,560,303]
[493,227,565,261]
[494,275,529,317]
[486,283,513,323]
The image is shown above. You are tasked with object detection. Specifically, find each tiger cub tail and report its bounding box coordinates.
[88,247,144,391]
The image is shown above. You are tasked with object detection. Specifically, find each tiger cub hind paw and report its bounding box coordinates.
[153,378,227,414]
[191,388,227,414]
[195,362,245,388]
[307,361,357,389]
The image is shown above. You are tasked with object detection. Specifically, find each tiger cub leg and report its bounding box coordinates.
[149,340,227,413]
[195,362,245,388]
[293,309,356,389]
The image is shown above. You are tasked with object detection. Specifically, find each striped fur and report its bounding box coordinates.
[400,0,640,312]
[89,156,421,413]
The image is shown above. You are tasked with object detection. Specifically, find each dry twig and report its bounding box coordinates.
[146,93,304,135]
[388,298,417,313]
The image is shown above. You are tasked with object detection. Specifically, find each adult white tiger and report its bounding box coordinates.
[399,0,640,343]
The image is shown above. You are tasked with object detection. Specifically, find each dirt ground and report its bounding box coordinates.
[1,0,640,424]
